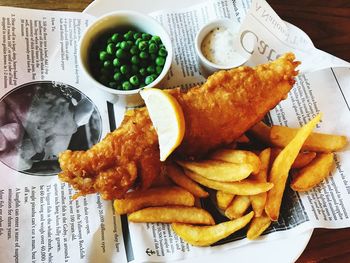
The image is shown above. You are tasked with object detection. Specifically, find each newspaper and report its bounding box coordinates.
[0,0,349,262]
[0,7,127,263]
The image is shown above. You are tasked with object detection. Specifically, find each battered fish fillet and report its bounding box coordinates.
[58,53,300,199]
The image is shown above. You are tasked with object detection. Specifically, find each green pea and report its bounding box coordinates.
[158,48,167,57]
[138,41,148,51]
[130,45,139,55]
[133,32,142,40]
[139,51,149,59]
[106,43,115,55]
[150,53,157,60]
[115,42,121,48]
[156,56,165,66]
[127,40,134,46]
[99,51,108,61]
[131,64,139,73]
[131,55,140,65]
[111,33,120,42]
[113,72,122,81]
[122,81,132,90]
[151,74,158,80]
[109,82,117,89]
[119,41,127,49]
[120,65,129,75]
[142,33,151,40]
[151,35,161,43]
[156,65,163,74]
[116,49,126,59]
[145,75,155,85]
[139,68,146,76]
[135,38,142,46]
[148,43,158,54]
[103,60,112,68]
[146,65,155,73]
[113,58,121,67]
[129,75,139,86]
[121,41,131,50]
[124,32,133,41]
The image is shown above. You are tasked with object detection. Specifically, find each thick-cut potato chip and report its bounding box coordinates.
[248,121,272,145]
[291,153,335,191]
[194,197,202,208]
[236,134,250,143]
[247,214,271,240]
[225,195,251,219]
[114,186,194,214]
[184,170,273,195]
[269,148,281,166]
[216,191,235,210]
[177,160,253,182]
[270,125,347,152]
[166,162,208,198]
[172,211,254,246]
[227,141,238,149]
[128,206,215,225]
[250,148,270,217]
[271,148,316,170]
[250,148,271,183]
[210,149,261,174]
[265,113,322,221]
[150,170,173,187]
[291,151,317,169]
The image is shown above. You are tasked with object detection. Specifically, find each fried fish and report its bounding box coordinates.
[58,53,299,199]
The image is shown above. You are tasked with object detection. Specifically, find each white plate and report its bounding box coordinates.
[83,0,313,262]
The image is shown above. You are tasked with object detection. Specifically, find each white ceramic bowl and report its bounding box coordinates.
[79,10,173,107]
[195,18,252,77]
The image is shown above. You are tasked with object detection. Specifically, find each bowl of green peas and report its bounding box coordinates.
[79,10,173,107]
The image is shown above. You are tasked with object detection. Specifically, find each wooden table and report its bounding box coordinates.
[1,0,349,262]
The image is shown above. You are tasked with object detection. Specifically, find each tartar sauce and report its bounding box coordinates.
[201,26,239,66]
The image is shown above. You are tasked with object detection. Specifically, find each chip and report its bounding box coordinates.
[225,195,251,219]
[210,149,261,174]
[291,151,317,169]
[128,206,215,225]
[166,162,209,198]
[265,113,322,221]
[250,148,271,217]
[247,213,271,240]
[216,191,235,210]
[291,153,335,191]
[184,170,273,195]
[248,121,272,145]
[114,186,194,214]
[172,211,254,246]
[236,134,250,143]
[270,125,347,152]
[271,148,316,169]
[177,160,253,182]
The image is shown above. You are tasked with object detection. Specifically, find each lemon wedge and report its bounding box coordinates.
[140,88,185,161]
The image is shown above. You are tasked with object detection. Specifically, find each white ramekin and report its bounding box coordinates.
[79,10,173,107]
